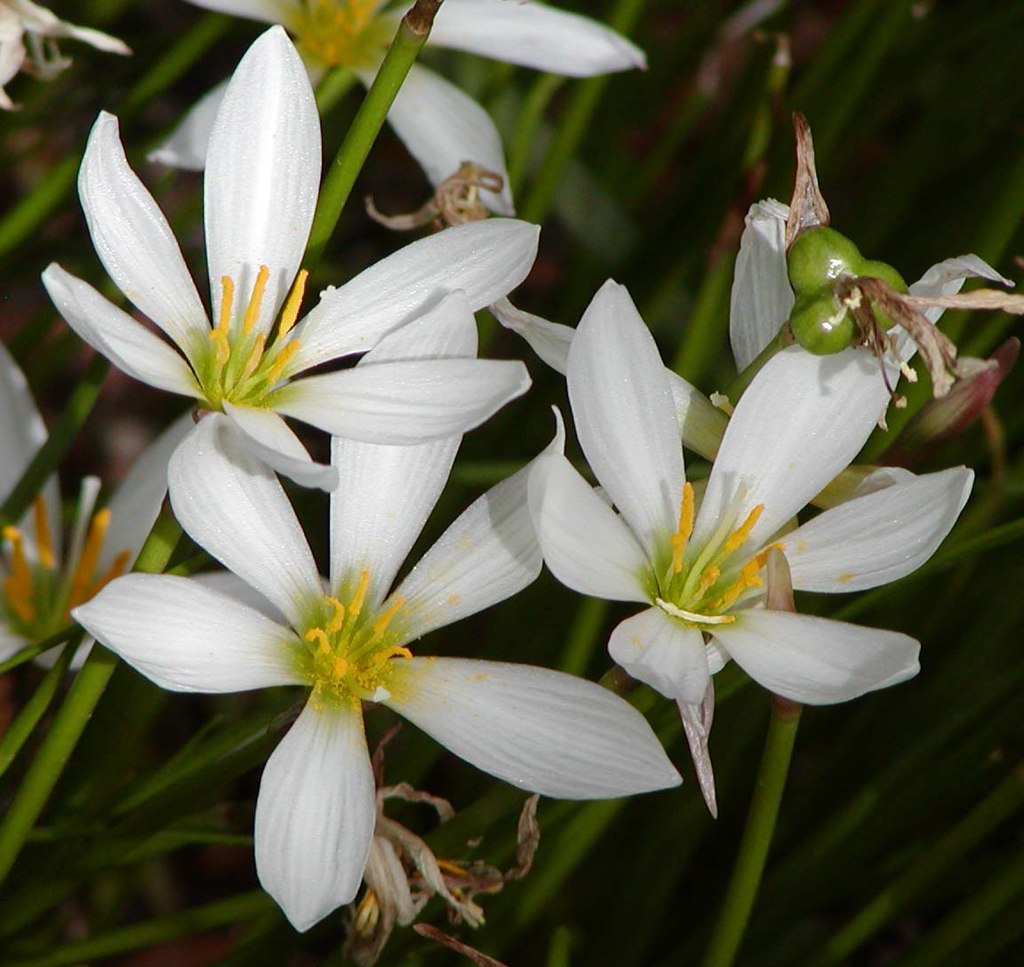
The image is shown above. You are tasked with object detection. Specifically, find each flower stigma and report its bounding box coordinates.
[290,0,396,70]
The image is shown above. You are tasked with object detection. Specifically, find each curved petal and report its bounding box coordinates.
[693,345,889,552]
[714,609,920,705]
[79,112,208,351]
[168,414,322,627]
[568,280,684,561]
[205,26,320,333]
[0,628,30,664]
[147,79,228,171]
[529,451,651,603]
[910,254,1014,324]
[289,218,538,371]
[73,574,306,692]
[729,198,792,371]
[274,358,529,444]
[385,657,681,798]
[377,64,513,214]
[185,0,297,23]
[41,264,201,398]
[429,0,646,75]
[667,371,728,461]
[608,606,709,704]
[223,402,338,491]
[679,683,717,818]
[785,466,973,592]
[490,296,572,374]
[192,569,289,623]
[255,700,376,932]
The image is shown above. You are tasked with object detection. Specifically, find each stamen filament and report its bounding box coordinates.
[724,503,764,553]
[240,333,267,380]
[278,269,308,338]
[3,526,36,623]
[264,341,300,385]
[349,570,370,620]
[33,495,55,569]
[68,509,111,611]
[372,595,405,637]
[670,482,695,574]
[243,265,270,335]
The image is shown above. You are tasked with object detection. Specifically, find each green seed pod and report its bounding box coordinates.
[859,258,907,293]
[789,289,856,355]
[787,226,863,293]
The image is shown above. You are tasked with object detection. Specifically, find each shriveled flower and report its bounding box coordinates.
[0,0,129,110]
[152,0,645,213]
[43,28,537,490]
[529,280,973,814]
[0,341,188,665]
[74,302,680,931]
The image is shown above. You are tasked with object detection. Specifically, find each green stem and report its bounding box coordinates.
[0,625,76,676]
[702,695,802,967]
[0,506,182,887]
[506,73,564,195]
[315,66,358,114]
[306,0,442,265]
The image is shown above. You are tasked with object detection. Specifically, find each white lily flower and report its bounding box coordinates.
[152,0,646,214]
[74,301,680,932]
[0,341,189,666]
[43,28,537,491]
[0,0,130,110]
[529,280,973,811]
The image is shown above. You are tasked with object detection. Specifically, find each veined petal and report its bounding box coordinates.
[274,358,530,444]
[715,609,920,705]
[679,684,717,818]
[385,657,681,798]
[147,79,227,171]
[205,27,320,333]
[910,254,1014,324]
[79,112,208,351]
[376,64,513,214]
[73,574,305,692]
[289,219,538,371]
[666,371,728,461]
[184,0,297,23]
[608,606,709,704]
[529,451,651,603]
[568,280,684,560]
[729,198,792,371]
[168,414,322,627]
[428,0,646,75]
[192,570,288,623]
[490,296,572,374]
[785,467,973,592]
[255,700,376,932]
[693,346,888,551]
[223,402,338,492]
[42,264,201,398]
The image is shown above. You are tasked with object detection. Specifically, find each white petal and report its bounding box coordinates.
[385,657,681,798]
[714,609,920,705]
[377,64,513,214]
[666,371,729,460]
[429,0,646,75]
[147,80,227,171]
[205,27,320,333]
[785,467,973,592]
[191,570,289,623]
[390,451,542,641]
[223,402,338,491]
[79,113,208,352]
[678,683,717,818]
[568,280,684,560]
[255,700,376,932]
[490,296,572,374]
[73,574,305,692]
[41,264,200,398]
[729,198,792,371]
[608,606,709,704]
[168,414,322,627]
[529,451,651,603]
[184,0,295,23]
[289,219,538,371]
[274,358,530,444]
[910,255,1014,324]
[0,627,29,664]
[693,346,888,551]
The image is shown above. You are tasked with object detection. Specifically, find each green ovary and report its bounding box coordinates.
[291,0,396,70]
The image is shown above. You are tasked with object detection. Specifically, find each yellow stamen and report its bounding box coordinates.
[68,509,111,611]
[695,564,720,597]
[331,656,350,679]
[354,890,381,935]
[669,482,695,574]
[372,596,404,637]
[217,276,234,333]
[264,341,300,385]
[82,548,131,608]
[240,333,267,380]
[349,570,370,620]
[243,265,270,335]
[712,557,765,612]
[3,526,36,623]
[305,627,331,654]
[437,858,467,876]
[724,503,764,553]
[33,496,55,570]
[325,596,346,633]
[278,269,308,338]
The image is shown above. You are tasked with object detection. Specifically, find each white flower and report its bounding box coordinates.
[529,280,973,808]
[0,0,130,110]
[42,28,538,491]
[0,340,189,666]
[74,302,680,932]
[152,0,646,213]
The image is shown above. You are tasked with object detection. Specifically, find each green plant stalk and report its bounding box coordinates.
[506,73,564,195]
[315,66,358,113]
[702,696,802,967]
[0,506,182,887]
[306,0,442,265]
[0,626,77,676]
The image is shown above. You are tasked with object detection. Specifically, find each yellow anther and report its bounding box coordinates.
[349,570,370,619]
[372,595,404,637]
[437,858,467,876]
[263,341,300,385]
[81,548,131,610]
[278,269,308,338]
[354,890,381,936]
[331,656,349,679]
[325,596,346,634]
[724,503,764,553]
[3,526,36,623]
[68,509,111,611]
[33,495,55,570]
[713,557,765,612]
[305,627,331,654]
[209,328,231,368]
[669,482,695,574]
[217,275,234,333]
[695,564,720,597]
[243,265,270,335]
[240,333,267,380]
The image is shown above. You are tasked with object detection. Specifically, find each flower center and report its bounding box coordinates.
[290,0,396,70]
[304,569,411,708]
[193,265,307,411]
[656,482,781,629]
[2,495,130,640]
